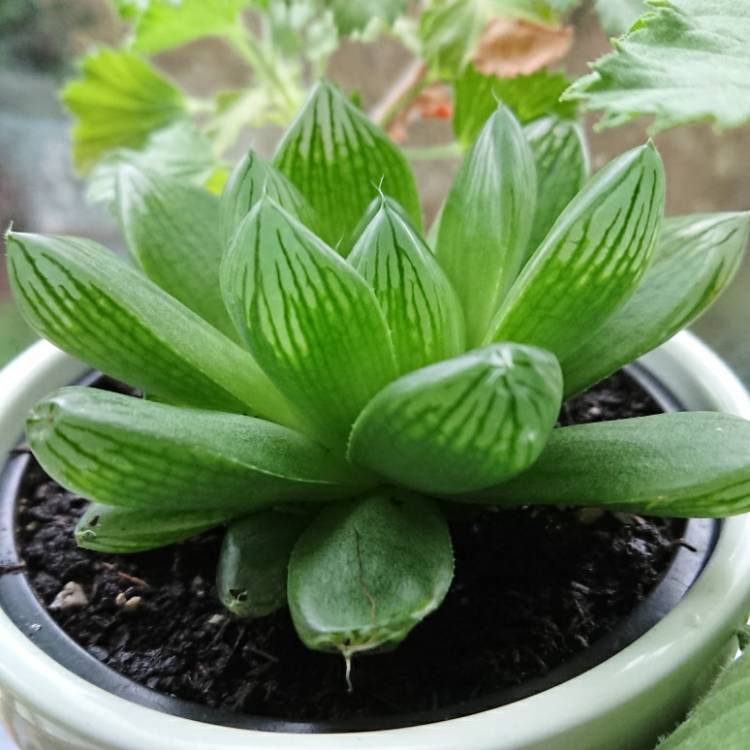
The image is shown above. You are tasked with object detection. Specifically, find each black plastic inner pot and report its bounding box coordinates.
[0,364,719,733]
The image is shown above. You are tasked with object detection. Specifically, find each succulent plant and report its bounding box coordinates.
[7,81,750,661]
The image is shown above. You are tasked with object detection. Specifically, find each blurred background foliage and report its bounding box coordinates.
[1,0,749,384]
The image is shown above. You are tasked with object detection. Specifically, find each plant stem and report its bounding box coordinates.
[370,60,430,128]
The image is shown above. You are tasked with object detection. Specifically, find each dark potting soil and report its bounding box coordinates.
[11,370,682,721]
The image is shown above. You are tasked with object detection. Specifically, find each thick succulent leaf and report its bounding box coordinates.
[348,344,562,494]
[76,503,231,553]
[217,511,310,617]
[657,646,750,749]
[86,121,217,208]
[27,387,368,513]
[288,492,453,655]
[436,106,537,347]
[489,142,665,360]
[524,116,589,256]
[453,67,577,148]
[221,198,398,445]
[594,0,647,36]
[273,80,421,250]
[563,212,750,396]
[565,1,750,133]
[61,48,185,173]
[5,231,296,422]
[130,0,250,54]
[471,412,750,517]
[116,165,236,338]
[348,197,465,374]
[219,149,312,248]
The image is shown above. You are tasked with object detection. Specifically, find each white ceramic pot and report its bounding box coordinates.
[1,333,750,750]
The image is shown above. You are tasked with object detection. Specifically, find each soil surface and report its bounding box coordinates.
[11,371,683,722]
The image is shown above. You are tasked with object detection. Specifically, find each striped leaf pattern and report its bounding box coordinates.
[348,344,562,494]
[116,165,236,338]
[489,142,665,361]
[6,232,297,422]
[217,511,310,617]
[288,492,453,655]
[273,80,422,250]
[221,198,398,446]
[562,211,750,396]
[219,149,312,248]
[524,116,589,256]
[469,412,750,518]
[76,503,233,553]
[27,387,368,512]
[436,106,537,347]
[349,197,465,374]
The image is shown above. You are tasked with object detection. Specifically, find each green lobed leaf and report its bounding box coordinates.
[28,387,368,513]
[287,492,454,655]
[75,502,232,553]
[453,67,578,148]
[436,106,537,347]
[419,0,572,79]
[562,211,750,396]
[524,116,589,256]
[593,0,647,36]
[221,197,398,446]
[488,142,665,361]
[217,511,310,617]
[656,645,750,749]
[61,48,185,173]
[220,148,312,249]
[86,121,217,208]
[116,165,237,338]
[5,231,296,422]
[565,1,750,133]
[348,344,562,494]
[348,196,465,374]
[471,412,750,517]
[129,0,250,54]
[324,0,406,35]
[273,80,422,250]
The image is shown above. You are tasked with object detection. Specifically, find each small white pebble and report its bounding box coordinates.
[115,592,127,607]
[49,582,88,611]
[208,614,225,626]
[123,596,143,614]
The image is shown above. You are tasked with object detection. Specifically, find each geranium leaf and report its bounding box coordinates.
[657,646,750,749]
[470,412,750,518]
[221,197,398,446]
[453,67,577,147]
[436,105,537,347]
[562,211,750,396]
[5,231,296,422]
[86,121,217,207]
[61,48,185,173]
[27,387,368,513]
[565,1,750,133]
[288,492,453,655]
[116,165,237,338]
[348,196,465,374]
[324,0,406,35]
[129,0,250,54]
[524,116,589,256]
[489,142,665,361]
[219,149,312,248]
[217,511,310,617]
[273,80,422,250]
[76,503,232,553]
[348,343,562,494]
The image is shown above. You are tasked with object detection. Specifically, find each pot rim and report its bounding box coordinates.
[1,334,750,750]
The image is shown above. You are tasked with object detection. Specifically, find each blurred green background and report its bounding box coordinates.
[1,0,749,382]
